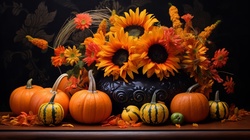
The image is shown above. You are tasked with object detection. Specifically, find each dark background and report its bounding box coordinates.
[0,0,249,111]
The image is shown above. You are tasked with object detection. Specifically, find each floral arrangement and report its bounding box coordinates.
[26,3,235,98]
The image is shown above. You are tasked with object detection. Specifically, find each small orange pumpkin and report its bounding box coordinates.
[9,78,43,115]
[170,83,209,123]
[29,74,70,118]
[69,69,112,124]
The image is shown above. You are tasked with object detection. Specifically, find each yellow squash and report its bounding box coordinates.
[121,105,140,122]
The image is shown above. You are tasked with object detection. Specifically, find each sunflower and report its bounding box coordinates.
[182,40,209,79]
[134,26,183,80]
[96,28,138,82]
[109,7,159,38]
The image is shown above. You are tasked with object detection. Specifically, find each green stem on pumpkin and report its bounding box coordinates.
[26,78,33,89]
[49,93,57,103]
[186,83,199,93]
[88,69,96,93]
[214,90,220,102]
[51,73,68,94]
[151,91,158,104]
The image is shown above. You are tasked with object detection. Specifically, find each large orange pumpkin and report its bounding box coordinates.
[57,73,81,98]
[9,78,43,115]
[170,83,209,123]
[29,74,70,118]
[57,68,89,97]
[69,70,112,124]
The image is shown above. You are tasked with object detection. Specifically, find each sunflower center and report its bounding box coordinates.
[112,49,129,67]
[148,44,168,63]
[124,25,144,37]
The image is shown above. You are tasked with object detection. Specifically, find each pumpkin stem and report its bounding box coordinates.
[151,91,158,104]
[26,78,33,89]
[88,69,96,93]
[49,93,56,103]
[124,107,129,112]
[186,83,199,93]
[51,73,68,94]
[214,90,220,102]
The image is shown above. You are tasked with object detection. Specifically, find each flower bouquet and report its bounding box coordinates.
[26,3,235,114]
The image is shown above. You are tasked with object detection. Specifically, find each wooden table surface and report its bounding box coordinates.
[1,112,250,140]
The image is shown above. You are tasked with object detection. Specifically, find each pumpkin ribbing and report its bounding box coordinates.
[29,74,70,118]
[121,105,140,122]
[140,91,169,125]
[38,93,64,125]
[209,90,229,120]
[9,78,43,115]
[69,69,112,124]
[140,103,168,124]
[170,83,209,123]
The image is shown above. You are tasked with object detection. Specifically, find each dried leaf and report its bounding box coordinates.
[62,123,74,127]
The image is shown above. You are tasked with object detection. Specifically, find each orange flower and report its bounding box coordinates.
[223,76,235,94]
[210,68,223,83]
[83,42,100,66]
[181,13,194,23]
[74,13,92,30]
[97,19,107,34]
[181,13,194,33]
[198,20,221,42]
[168,4,183,33]
[51,45,66,67]
[26,35,48,50]
[64,76,78,93]
[212,48,229,68]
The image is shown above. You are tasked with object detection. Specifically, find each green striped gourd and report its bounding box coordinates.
[209,90,229,120]
[139,91,169,125]
[38,93,64,126]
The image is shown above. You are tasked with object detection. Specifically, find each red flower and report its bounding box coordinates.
[212,48,229,68]
[223,76,235,94]
[83,42,100,66]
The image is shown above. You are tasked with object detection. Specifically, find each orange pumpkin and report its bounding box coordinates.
[57,73,80,98]
[57,68,89,97]
[29,74,70,118]
[9,78,43,115]
[69,69,112,124]
[170,83,209,123]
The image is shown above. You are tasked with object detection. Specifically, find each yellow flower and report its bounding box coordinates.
[41,4,234,96]
[134,26,182,80]
[109,7,158,38]
[64,45,82,66]
[96,28,138,82]
[182,40,209,79]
